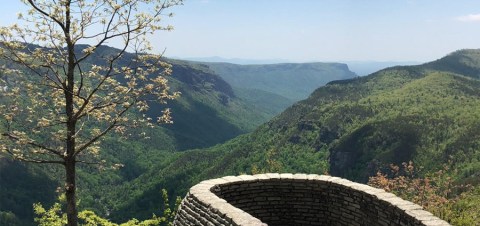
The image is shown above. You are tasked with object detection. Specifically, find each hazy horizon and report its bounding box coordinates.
[2,0,480,63]
[159,0,480,63]
[176,55,421,76]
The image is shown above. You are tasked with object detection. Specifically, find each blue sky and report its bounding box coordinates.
[2,0,480,63]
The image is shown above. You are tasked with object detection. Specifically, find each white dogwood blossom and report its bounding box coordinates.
[0,1,182,225]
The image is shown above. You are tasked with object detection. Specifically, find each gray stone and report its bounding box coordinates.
[173,174,451,226]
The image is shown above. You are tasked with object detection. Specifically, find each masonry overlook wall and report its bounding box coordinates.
[173,173,450,226]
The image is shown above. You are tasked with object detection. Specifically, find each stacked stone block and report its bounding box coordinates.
[173,173,450,226]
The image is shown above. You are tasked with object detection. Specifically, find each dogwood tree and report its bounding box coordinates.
[0,0,182,225]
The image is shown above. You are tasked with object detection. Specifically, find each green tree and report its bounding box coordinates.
[0,211,21,225]
[34,189,180,226]
[0,1,181,225]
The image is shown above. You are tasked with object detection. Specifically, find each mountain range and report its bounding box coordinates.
[2,46,480,225]
[203,62,357,101]
[0,45,356,225]
[178,56,420,76]
[102,49,480,222]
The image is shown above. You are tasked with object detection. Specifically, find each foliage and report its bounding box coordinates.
[34,202,66,226]
[34,189,179,226]
[251,148,283,174]
[232,87,295,118]
[0,211,22,226]
[368,161,478,225]
[0,157,56,224]
[424,49,480,79]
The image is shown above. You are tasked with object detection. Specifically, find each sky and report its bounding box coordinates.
[2,0,480,63]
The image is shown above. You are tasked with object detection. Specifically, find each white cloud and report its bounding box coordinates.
[456,14,480,22]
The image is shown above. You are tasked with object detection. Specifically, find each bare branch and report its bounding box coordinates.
[0,44,66,90]
[75,160,101,165]
[26,0,67,32]
[73,31,132,120]
[74,99,134,156]
[14,158,64,164]
[2,132,62,157]
[4,148,64,165]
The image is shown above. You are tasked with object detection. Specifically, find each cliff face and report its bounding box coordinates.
[171,63,235,100]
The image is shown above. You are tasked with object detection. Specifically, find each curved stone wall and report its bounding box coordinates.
[173,173,450,226]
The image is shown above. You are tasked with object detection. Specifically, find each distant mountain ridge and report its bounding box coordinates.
[345,61,420,76]
[176,55,420,76]
[201,61,357,101]
[423,49,480,79]
[176,56,290,65]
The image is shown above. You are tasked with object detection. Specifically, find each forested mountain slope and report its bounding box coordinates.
[108,49,480,221]
[82,46,272,150]
[202,62,357,101]
[0,44,360,224]
[4,47,480,224]
[0,45,272,224]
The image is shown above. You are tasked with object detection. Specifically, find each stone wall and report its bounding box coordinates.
[173,173,450,226]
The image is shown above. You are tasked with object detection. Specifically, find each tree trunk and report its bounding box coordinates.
[65,157,78,226]
[65,70,77,226]
[65,3,77,221]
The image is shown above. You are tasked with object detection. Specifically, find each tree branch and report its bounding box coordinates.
[73,21,132,120]
[74,99,134,156]
[4,148,64,165]
[2,132,63,157]
[75,159,101,165]
[26,0,67,32]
